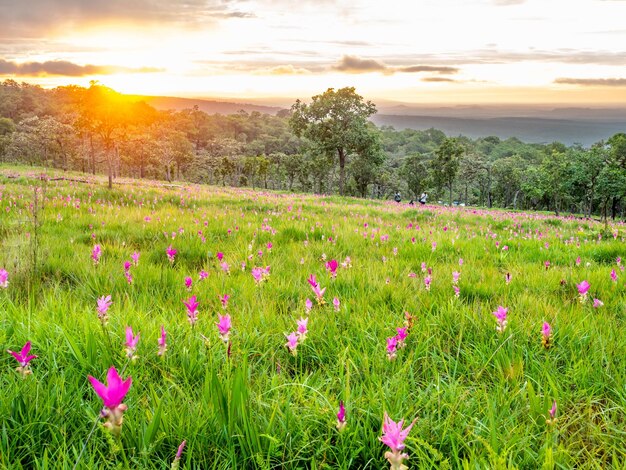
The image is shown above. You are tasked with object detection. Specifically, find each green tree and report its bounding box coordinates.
[289,87,378,195]
[431,137,464,206]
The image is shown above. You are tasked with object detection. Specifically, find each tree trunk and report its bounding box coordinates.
[338,148,346,196]
[448,183,453,206]
[611,196,618,220]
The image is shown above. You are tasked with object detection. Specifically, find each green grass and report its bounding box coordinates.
[0,166,625,469]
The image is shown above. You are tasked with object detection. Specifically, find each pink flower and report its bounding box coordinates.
[423,276,431,291]
[541,322,552,349]
[544,260,550,270]
[124,326,140,359]
[220,262,230,274]
[0,268,9,288]
[546,400,557,425]
[396,327,408,347]
[199,270,209,280]
[297,317,308,339]
[575,256,581,266]
[220,294,230,309]
[285,332,299,355]
[172,440,186,468]
[333,297,340,311]
[125,270,133,285]
[459,258,464,266]
[131,251,140,266]
[611,269,618,283]
[452,271,460,285]
[88,367,132,435]
[184,276,193,291]
[123,261,132,272]
[386,336,398,360]
[326,259,338,278]
[492,306,508,332]
[251,267,263,283]
[307,274,326,303]
[7,341,37,374]
[431,241,437,252]
[593,298,603,308]
[216,252,224,261]
[505,272,512,285]
[305,298,313,314]
[183,296,199,326]
[577,280,590,302]
[166,245,177,264]
[421,262,427,273]
[216,314,232,342]
[158,325,167,356]
[96,295,112,324]
[336,401,347,431]
[92,244,102,265]
[380,413,417,469]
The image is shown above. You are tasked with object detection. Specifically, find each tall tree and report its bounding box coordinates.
[289,87,377,195]
[431,137,464,206]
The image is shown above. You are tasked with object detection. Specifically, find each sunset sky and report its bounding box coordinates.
[1,0,625,105]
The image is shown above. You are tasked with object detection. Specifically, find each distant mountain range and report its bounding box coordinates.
[137,94,625,146]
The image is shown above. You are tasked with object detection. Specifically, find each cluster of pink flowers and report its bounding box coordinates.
[285,317,308,356]
[386,326,408,360]
[96,295,112,325]
[492,306,508,333]
[307,274,326,304]
[91,244,102,265]
[0,268,8,288]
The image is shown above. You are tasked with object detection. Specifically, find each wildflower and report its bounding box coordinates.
[220,294,230,309]
[216,314,232,342]
[492,306,508,333]
[577,280,590,303]
[453,285,460,298]
[285,332,299,356]
[183,296,199,326]
[220,261,230,274]
[386,336,398,360]
[541,322,552,349]
[307,274,326,304]
[124,270,133,285]
[326,259,338,278]
[459,258,464,266]
[166,245,177,264]
[199,270,209,280]
[611,269,618,283]
[296,317,308,341]
[124,326,140,360]
[131,251,140,266]
[123,261,131,272]
[171,440,187,470]
[431,241,437,252]
[251,267,263,283]
[216,252,224,261]
[7,341,37,376]
[593,298,603,308]
[505,272,512,285]
[333,297,341,311]
[0,268,8,288]
[575,256,581,266]
[88,367,132,436]
[336,401,347,431]
[404,311,415,330]
[421,262,427,273]
[305,298,313,314]
[396,327,408,348]
[452,271,460,285]
[92,244,102,265]
[157,325,167,356]
[380,412,417,470]
[423,276,431,291]
[546,400,557,425]
[96,295,112,325]
[544,260,550,270]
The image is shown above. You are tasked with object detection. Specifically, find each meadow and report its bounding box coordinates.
[1,166,625,469]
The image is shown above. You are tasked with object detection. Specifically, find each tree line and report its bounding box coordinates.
[0,80,625,218]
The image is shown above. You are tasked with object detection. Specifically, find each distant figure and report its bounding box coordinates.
[409,199,415,206]
[419,193,428,205]
[394,192,401,203]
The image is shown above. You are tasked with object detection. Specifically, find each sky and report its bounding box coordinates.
[1,0,625,105]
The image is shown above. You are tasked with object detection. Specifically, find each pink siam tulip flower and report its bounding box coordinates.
[505,272,512,285]
[546,400,557,425]
[88,367,132,436]
[431,241,437,252]
[171,440,187,470]
[166,245,177,264]
[396,327,408,348]
[96,295,112,325]
[124,326,140,360]
[7,341,37,375]
[307,274,326,304]
[92,244,102,265]
[492,306,508,333]
[577,280,590,303]
[285,332,299,356]
[452,271,460,285]
[333,297,340,311]
[459,258,464,266]
[421,262,427,273]
[199,270,209,280]
[541,322,552,349]
[575,256,581,266]
[267,242,273,251]
[220,261,230,274]
[380,412,417,470]
[423,276,431,291]
[0,268,8,288]
[296,317,308,340]
[544,260,550,270]
[220,294,230,309]
[251,267,263,283]
[336,401,347,431]
[124,270,133,285]
[123,261,131,272]
[326,259,338,278]
[305,298,313,314]
[184,276,193,291]
[216,314,232,342]
[611,269,618,283]
[453,285,460,298]
[157,325,167,356]
[131,251,140,266]
[216,252,224,261]
[183,296,199,326]
[386,336,398,360]
[593,298,604,308]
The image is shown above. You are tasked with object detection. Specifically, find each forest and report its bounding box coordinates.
[1,79,625,219]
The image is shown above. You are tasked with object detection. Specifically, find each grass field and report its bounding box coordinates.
[1,166,625,469]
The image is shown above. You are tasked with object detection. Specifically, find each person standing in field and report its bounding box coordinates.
[419,193,428,205]
[394,192,401,203]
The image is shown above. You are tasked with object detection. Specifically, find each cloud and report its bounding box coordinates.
[554,77,626,86]
[0,59,163,76]
[254,64,312,75]
[492,0,526,4]
[421,77,457,83]
[333,55,460,75]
